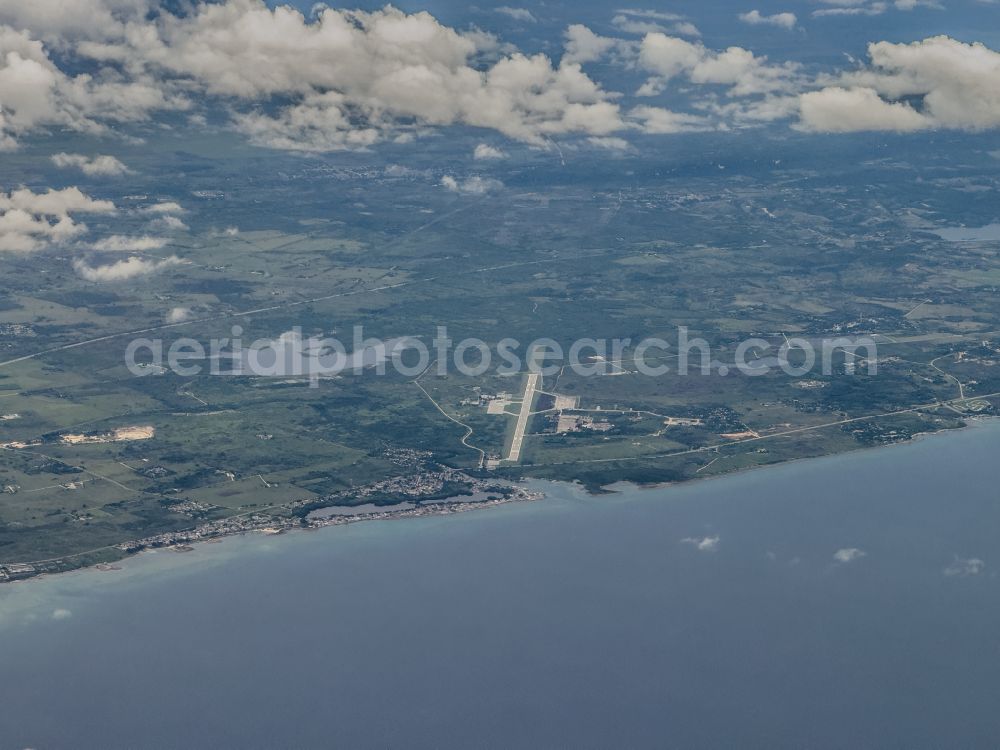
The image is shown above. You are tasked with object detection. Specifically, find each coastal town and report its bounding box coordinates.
[0,468,543,584]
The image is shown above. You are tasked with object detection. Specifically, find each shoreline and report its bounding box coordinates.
[3,415,997,587]
[0,482,544,587]
[588,414,999,497]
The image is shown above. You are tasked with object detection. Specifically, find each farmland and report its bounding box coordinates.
[2,129,1000,574]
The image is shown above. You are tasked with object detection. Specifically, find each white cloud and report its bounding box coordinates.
[0,187,114,217]
[140,201,183,214]
[681,535,720,552]
[611,15,670,35]
[638,34,706,81]
[92,235,167,252]
[167,306,192,323]
[813,4,888,17]
[813,0,939,16]
[798,37,1000,133]
[473,143,506,160]
[233,92,380,152]
[4,1,997,151]
[738,10,798,29]
[0,24,183,149]
[495,7,537,23]
[0,187,115,252]
[51,608,73,620]
[671,22,702,38]
[148,215,189,232]
[0,0,149,44]
[75,2,625,149]
[798,86,931,132]
[137,201,187,231]
[612,9,700,37]
[563,24,621,65]
[944,557,985,577]
[833,547,866,563]
[73,255,181,281]
[631,31,1000,138]
[51,152,131,176]
[588,136,632,151]
[441,175,504,194]
[629,105,713,133]
[708,94,803,124]
[615,9,686,22]
[638,32,803,100]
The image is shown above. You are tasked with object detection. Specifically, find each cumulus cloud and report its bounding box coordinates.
[140,201,183,215]
[813,0,938,13]
[629,105,713,133]
[0,187,115,252]
[944,557,985,577]
[474,143,506,160]
[813,4,889,17]
[799,86,930,132]
[681,535,720,552]
[615,8,687,21]
[441,175,504,194]
[632,32,1000,135]
[563,24,621,65]
[233,93,380,152]
[0,187,114,217]
[133,201,188,231]
[3,0,997,150]
[495,7,537,23]
[625,33,806,128]
[798,37,1000,133]
[738,10,798,29]
[73,255,181,281]
[72,1,625,149]
[167,306,192,323]
[51,608,73,620]
[833,547,866,563]
[611,9,700,37]
[0,0,149,44]
[92,234,167,252]
[148,215,189,232]
[0,24,182,149]
[638,32,803,99]
[51,152,131,176]
[587,136,632,151]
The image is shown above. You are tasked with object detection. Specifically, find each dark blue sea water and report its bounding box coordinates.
[2,422,999,749]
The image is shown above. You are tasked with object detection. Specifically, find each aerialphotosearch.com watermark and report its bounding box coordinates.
[124,326,878,386]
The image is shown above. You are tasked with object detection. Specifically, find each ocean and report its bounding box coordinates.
[2,421,998,749]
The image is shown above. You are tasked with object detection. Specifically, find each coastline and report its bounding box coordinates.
[3,415,997,587]
[0,481,544,587]
[5,407,1000,750]
[590,414,999,497]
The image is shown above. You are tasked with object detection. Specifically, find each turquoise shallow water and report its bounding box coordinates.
[1,422,999,749]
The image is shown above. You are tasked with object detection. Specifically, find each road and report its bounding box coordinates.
[929,352,967,401]
[506,372,540,463]
[412,362,485,469]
